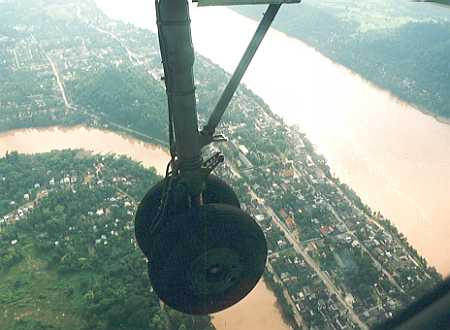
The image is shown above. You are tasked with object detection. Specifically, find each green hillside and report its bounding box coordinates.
[68,65,169,142]
[235,0,450,118]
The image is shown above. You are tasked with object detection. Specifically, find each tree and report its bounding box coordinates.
[149,314,165,330]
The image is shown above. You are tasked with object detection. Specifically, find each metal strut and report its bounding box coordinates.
[156,0,281,198]
[200,4,281,145]
[156,0,204,197]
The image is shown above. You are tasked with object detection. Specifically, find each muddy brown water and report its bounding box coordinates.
[0,125,290,330]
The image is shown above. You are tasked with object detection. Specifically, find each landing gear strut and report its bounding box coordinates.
[135,0,291,314]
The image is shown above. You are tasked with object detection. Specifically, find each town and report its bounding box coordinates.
[0,0,442,329]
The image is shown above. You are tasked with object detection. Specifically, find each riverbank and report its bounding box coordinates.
[233,4,450,124]
[0,124,294,330]
[4,0,447,327]
[212,280,291,330]
[0,126,170,175]
[183,6,450,275]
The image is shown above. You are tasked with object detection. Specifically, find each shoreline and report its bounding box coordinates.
[232,9,450,130]
[0,124,168,153]
[0,125,170,175]
[4,1,447,326]
[211,279,292,330]
[0,123,295,330]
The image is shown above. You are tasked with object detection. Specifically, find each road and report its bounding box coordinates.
[76,6,139,65]
[303,163,407,295]
[263,203,369,330]
[13,49,20,68]
[32,33,70,109]
[2,190,48,226]
[38,29,169,148]
[325,201,406,295]
[340,189,433,281]
[266,262,307,330]
[289,157,406,298]
[45,53,70,108]
[93,25,139,64]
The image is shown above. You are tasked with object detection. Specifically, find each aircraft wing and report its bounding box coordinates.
[414,0,450,7]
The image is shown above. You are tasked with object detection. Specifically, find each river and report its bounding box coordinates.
[0,126,170,175]
[0,126,290,330]
[4,2,449,329]
[93,0,450,276]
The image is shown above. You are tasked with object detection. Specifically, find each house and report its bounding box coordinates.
[277,239,287,248]
[286,215,296,231]
[335,316,347,330]
[279,208,288,219]
[255,214,264,221]
[37,190,49,198]
[319,226,335,236]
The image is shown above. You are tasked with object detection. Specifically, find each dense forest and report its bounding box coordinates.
[235,0,450,118]
[67,65,169,142]
[0,151,214,330]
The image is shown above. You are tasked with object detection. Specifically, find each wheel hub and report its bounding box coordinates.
[189,248,244,295]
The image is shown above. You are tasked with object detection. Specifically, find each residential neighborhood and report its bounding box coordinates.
[0,0,443,329]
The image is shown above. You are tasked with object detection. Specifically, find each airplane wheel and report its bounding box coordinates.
[147,203,267,315]
[202,175,240,208]
[135,175,239,258]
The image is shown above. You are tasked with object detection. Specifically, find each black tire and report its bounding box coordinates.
[148,203,267,315]
[203,175,240,208]
[135,175,239,258]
